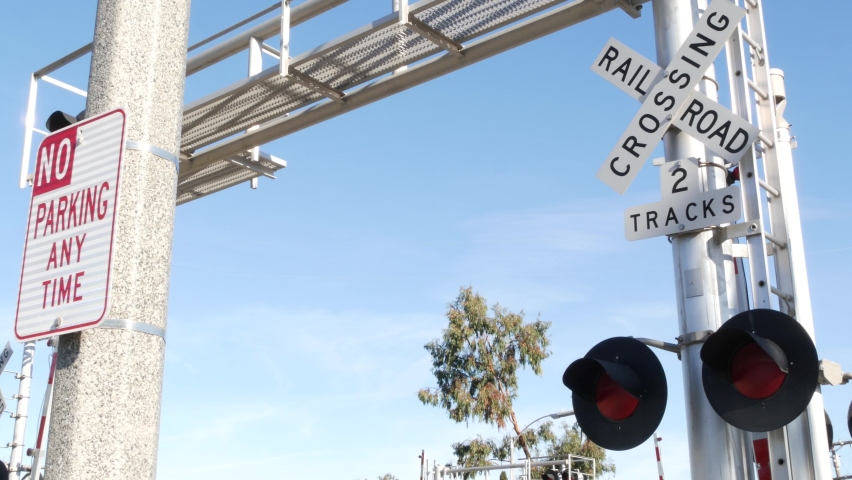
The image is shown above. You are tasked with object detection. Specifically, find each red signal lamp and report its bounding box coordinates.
[701,309,818,432]
[563,337,667,451]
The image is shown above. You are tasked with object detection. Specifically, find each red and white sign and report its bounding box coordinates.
[15,109,126,341]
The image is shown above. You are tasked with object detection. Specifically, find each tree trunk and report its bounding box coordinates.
[509,411,532,461]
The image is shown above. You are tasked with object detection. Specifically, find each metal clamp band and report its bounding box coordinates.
[125,140,179,170]
[98,319,166,341]
[677,330,714,347]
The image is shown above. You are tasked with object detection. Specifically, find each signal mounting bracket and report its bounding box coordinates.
[714,220,763,244]
[677,330,714,347]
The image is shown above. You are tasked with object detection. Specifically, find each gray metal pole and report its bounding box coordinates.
[9,342,34,480]
[769,68,832,480]
[42,0,190,478]
[652,0,746,478]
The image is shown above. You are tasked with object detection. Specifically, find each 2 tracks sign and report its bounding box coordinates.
[592,0,754,240]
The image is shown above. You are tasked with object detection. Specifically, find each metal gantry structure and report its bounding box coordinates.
[12,0,850,478]
[20,0,647,203]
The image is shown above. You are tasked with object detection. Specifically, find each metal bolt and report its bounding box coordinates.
[663,71,669,77]
[676,161,682,167]
[53,317,62,328]
[758,280,766,287]
[678,225,685,231]
[666,114,672,121]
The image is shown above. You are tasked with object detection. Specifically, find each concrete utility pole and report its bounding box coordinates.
[43,0,190,478]
[652,0,750,478]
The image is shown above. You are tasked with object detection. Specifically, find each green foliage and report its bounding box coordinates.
[542,422,614,476]
[451,436,498,478]
[418,287,551,431]
[419,287,613,478]
[376,474,399,480]
[448,422,614,478]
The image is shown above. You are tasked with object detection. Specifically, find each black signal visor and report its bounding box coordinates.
[700,309,818,432]
[562,337,667,451]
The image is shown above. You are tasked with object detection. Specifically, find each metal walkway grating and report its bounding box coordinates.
[176,150,286,205]
[179,0,570,155]
[23,0,638,205]
[417,0,567,42]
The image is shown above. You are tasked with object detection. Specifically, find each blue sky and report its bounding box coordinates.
[1,0,852,478]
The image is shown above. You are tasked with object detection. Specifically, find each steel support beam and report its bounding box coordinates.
[184,0,650,176]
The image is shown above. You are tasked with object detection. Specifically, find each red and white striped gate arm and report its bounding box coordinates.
[753,432,772,480]
[28,343,57,477]
[653,433,664,480]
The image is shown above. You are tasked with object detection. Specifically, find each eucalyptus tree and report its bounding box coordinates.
[418,287,551,460]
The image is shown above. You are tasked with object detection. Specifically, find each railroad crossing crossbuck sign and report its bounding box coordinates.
[594,0,757,195]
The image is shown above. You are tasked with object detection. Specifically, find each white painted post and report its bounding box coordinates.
[510,437,515,480]
[393,0,408,73]
[20,76,39,188]
[8,342,34,480]
[248,36,262,189]
[280,0,291,76]
[768,68,832,480]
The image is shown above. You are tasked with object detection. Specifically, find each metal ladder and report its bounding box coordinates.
[721,0,830,478]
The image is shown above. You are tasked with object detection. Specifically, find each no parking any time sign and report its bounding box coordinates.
[15,109,126,341]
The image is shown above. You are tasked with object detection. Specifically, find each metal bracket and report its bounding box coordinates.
[677,330,714,347]
[228,156,278,179]
[633,337,680,354]
[287,68,345,103]
[406,14,464,57]
[819,359,844,386]
[98,319,166,342]
[125,140,180,171]
[714,220,763,244]
[614,0,642,19]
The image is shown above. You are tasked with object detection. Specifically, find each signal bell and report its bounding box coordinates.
[562,337,667,451]
[701,309,818,432]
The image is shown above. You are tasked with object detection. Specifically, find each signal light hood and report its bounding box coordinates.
[701,309,819,432]
[562,336,667,451]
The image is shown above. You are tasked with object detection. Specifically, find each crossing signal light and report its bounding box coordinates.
[45,110,85,133]
[701,309,818,432]
[562,337,667,451]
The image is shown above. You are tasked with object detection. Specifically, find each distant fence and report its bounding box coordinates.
[420,455,597,480]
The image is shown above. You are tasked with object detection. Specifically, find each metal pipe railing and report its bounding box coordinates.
[185,0,349,75]
[184,0,649,173]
